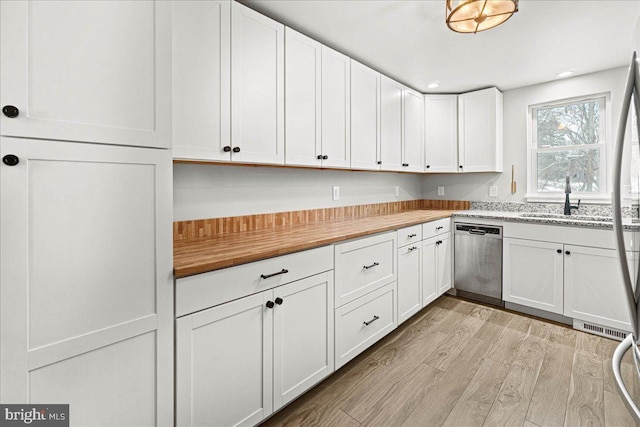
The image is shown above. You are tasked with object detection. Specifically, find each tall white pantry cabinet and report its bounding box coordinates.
[0,1,173,426]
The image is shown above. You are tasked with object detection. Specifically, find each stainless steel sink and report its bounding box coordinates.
[518,212,612,222]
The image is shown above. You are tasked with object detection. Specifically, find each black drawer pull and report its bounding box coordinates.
[363,262,379,270]
[436,226,443,230]
[557,249,562,254]
[232,146,241,153]
[565,250,571,255]
[322,155,328,160]
[408,233,417,238]
[266,300,275,309]
[223,146,231,152]
[260,269,289,279]
[408,246,418,251]
[363,315,380,326]
[275,297,283,305]
[317,154,323,160]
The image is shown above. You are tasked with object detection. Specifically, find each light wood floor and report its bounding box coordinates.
[261,296,640,427]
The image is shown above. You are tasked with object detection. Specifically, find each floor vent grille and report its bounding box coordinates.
[574,320,629,341]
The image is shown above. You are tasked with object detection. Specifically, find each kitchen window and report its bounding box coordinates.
[527,94,609,202]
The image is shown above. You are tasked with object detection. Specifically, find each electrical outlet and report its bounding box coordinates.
[490,186,498,197]
[394,186,400,197]
[332,186,340,201]
[437,186,445,196]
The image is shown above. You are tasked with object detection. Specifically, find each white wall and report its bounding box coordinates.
[422,66,630,202]
[174,164,423,220]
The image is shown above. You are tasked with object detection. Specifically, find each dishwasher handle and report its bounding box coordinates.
[468,228,487,236]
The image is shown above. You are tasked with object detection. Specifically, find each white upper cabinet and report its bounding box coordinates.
[403,88,425,173]
[0,0,170,148]
[379,76,404,172]
[424,95,459,173]
[350,60,381,171]
[284,30,350,168]
[458,87,503,172]
[285,28,322,167]
[172,0,231,161]
[231,2,285,164]
[321,46,351,168]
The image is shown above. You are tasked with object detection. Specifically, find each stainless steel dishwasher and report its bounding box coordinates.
[454,222,503,306]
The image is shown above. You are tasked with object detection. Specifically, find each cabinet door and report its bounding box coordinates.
[436,233,452,295]
[403,88,425,173]
[379,76,404,172]
[422,236,438,307]
[321,46,351,168]
[503,237,564,314]
[273,273,334,410]
[424,95,458,173]
[231,2,284,164]
[564,245,635,332]
[397,245,422,324]
[285,28,321,167]
[172,0,231,161]
[350,60,380,170]
[0,137,173,425]
[458,87,503,172]
[176,291,273,427]
[0,1,170,148]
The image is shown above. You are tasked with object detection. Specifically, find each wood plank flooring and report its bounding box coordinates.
[261,296,640,427]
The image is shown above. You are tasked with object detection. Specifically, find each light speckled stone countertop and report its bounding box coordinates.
[452,210,640,230]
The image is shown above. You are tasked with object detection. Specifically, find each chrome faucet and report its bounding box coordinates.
[563,175,580,215]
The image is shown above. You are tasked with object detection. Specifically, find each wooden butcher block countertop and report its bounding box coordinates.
[174,209,456,278]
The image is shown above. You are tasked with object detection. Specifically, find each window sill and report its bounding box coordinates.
[525,194,611,204]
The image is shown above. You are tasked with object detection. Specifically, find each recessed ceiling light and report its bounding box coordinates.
[427,81,440,89]
[557,70,576,78]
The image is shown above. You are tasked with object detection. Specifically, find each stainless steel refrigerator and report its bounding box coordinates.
[611,47,640,422]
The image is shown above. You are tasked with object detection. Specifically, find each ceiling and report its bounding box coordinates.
[239,0,640,94]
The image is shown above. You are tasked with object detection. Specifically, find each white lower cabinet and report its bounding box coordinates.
[176,292,273,427]
[503,223,637,333]
[503,237,564,314]
[176,271,334,427]
[273,274,334,410]
[397,243,422,325]
[422,233,452,307]
[564,245,634,332]
[396,220,451,325]
[335,282,397,369]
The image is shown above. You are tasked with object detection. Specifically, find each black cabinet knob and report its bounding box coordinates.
[275,297,283,305]
[232,147,241,153]
[556,249,562,254]
[322,155,328,160]
[266,301,275,309]
[565,250,571,255]
[2,154,19,166]
[459,165,463,169]
[2,105,19,118]
[426,165,431,169]
[377,161,382,165]
[317,155,323,160]
[223,146,231,152]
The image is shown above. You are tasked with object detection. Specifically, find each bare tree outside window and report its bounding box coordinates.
[530,96,606,196]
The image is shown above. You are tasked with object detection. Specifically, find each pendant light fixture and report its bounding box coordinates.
[446,0,519,34]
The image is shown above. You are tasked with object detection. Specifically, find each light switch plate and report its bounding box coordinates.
[437,186,445,196]
[332,186,340,201]
[490,186,498,197]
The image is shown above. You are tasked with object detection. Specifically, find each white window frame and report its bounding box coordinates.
[526,93,611,203]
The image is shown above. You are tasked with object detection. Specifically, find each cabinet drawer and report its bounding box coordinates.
[334,232,396,307]
[176,245,333,317]
[335,283,397,369]
[423,218,450,238]
[397,224,422,248]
